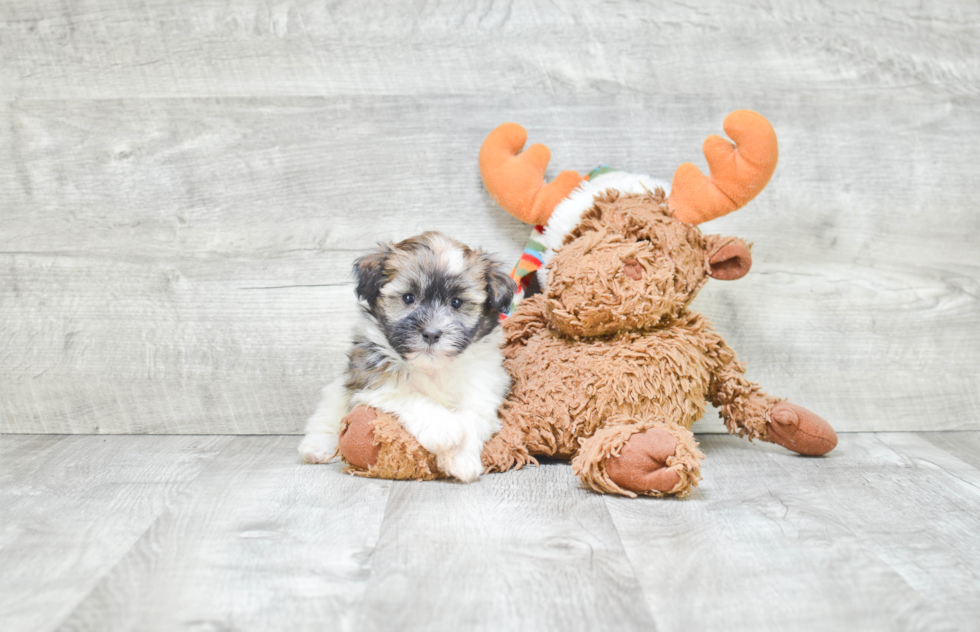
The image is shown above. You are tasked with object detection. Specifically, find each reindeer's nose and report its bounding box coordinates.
[422,328,443,344]
[623,259,643,280]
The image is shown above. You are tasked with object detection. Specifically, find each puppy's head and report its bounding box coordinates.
[353,231,514,366]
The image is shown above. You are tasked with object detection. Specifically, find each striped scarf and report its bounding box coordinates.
[502,165,614,318]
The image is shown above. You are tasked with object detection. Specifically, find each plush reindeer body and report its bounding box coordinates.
[480,188,809,497]
[498,303,719,460]
[336,111,838,496]
[493,297,721,449]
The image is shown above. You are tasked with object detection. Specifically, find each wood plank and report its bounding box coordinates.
[0,97,533,259]
[919,431,980,471]
[5,94,980,264]
[1,1,977,99]
[0,434,67,470]
[0,252,359,434]
[604,433,980,632]
[0,434,230,632]
[351,461,656,632]
[3,94,979,433]
[58,436,392,631]
[867,432,980,620]
[2,433,978,630]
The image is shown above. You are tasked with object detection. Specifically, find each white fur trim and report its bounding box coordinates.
[536,171,670,289]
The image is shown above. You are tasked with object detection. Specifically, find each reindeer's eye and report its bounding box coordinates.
[450,297,463,310]
[402,294,416,305]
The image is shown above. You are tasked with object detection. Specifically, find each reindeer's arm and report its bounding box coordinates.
[703,321,838,455]
[703,327,780,442]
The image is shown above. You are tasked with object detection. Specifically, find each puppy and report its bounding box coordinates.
[298,231,514,482]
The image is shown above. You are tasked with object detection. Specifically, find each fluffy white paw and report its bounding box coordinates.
[437,448,484,483]
[298,433,338,464]
[415,417,467,454]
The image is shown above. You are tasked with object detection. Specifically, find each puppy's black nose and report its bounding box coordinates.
[422,328,442,344]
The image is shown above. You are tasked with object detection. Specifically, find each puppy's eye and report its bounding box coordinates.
[402,294,416,305]
[450,297,463,310]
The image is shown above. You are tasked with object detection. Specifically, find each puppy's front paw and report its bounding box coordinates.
[298,433,339,464]
[437,448,484,483]
[416,419,467,454]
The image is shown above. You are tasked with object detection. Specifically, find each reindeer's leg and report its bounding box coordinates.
[571,415,704,498]
[709,343,837,456]
[338,406,444,480]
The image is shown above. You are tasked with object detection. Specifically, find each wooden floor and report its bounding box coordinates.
[2,433,979,632]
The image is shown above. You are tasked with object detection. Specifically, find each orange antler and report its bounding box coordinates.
[668,110,778,225]
[479,123,584,225]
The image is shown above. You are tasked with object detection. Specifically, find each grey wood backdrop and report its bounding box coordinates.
[1,0,978,434]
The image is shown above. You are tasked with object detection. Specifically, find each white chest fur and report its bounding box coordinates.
[348,328,510,482]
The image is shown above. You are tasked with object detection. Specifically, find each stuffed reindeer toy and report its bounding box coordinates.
[338,111,838,497]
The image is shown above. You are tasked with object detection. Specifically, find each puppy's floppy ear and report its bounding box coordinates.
[353,243,391,304]
[483,257,515,313]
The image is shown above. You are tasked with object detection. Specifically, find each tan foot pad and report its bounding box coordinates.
[604,427,681,494]
[768,402,838,456]
[338,406,381,469]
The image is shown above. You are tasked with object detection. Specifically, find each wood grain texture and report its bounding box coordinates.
[0,434,230,632]
[2,433,980,631]
[920,431,980,470]
[869,431,980,629]
[2,1,978,99]
[2,0,979,433]
[353,461,656,632]
[604,433,980,632]
[57,436,392,632]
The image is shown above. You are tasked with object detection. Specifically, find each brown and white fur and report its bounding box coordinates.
[298,232,514,482]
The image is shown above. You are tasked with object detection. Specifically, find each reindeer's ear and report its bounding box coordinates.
[705,236,752,280]
[352,244,391,304]
[483,257,515,313]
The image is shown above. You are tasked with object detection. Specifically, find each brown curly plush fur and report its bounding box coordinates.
[339,406,444,481]
[338,188,837,496]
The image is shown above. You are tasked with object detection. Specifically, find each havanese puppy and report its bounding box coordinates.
[298,231,514,482]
